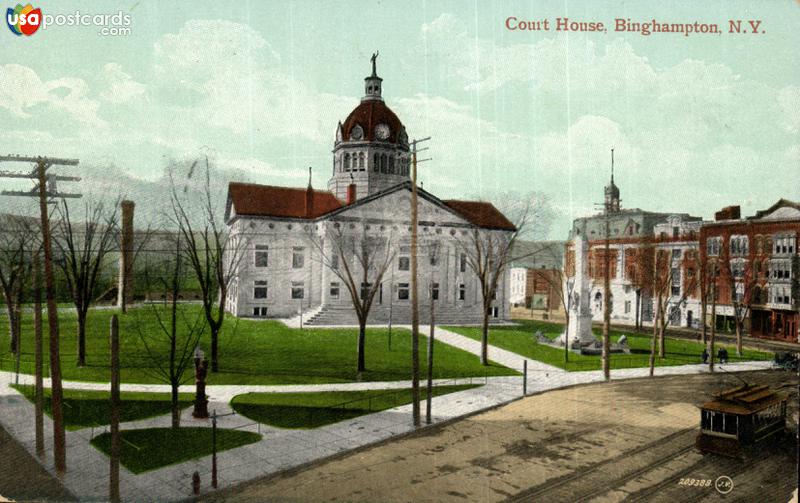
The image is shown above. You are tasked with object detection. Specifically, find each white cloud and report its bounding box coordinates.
[0,63,104,126]
[99,63,145,104]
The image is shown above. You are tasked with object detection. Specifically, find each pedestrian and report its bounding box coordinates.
[701,348,708,364]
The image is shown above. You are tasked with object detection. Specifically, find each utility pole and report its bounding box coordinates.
[0,154,81,475]
[410,137,431,428]
[33,251,44,458]
[109,315,120,503]
[426,267,436,425]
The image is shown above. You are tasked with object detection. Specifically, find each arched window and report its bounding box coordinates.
[344,153,351,172]
[359,152,365,170]
[389,156,395,174]
[373,153,379,172]
[382,154,388,173]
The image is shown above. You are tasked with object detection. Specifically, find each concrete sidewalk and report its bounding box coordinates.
[0,324,775,502]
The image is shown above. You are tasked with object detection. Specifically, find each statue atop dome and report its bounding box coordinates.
[370,51,379,77]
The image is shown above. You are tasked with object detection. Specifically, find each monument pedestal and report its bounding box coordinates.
[560,312,596,348]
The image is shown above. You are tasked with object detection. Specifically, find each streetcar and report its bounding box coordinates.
[696,384,787,457]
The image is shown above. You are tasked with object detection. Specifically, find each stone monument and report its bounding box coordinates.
[561,229,597,348]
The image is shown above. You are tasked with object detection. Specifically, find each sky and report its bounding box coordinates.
[0,0,798,238]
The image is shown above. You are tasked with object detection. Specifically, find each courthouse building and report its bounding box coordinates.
[223,58,516,324]
[565,171,703,329]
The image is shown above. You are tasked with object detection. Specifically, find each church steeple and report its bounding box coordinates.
[604,148,620,213]
[363,51,383,101]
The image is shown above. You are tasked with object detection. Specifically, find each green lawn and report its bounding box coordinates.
[446,319,773,372]
[0,305,516,385]
[231,384,480,429]
[11,385,192,430]
[91,427,261,473]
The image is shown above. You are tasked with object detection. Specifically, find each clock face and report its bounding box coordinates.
[375,123,390,140]
[350,125,364,140]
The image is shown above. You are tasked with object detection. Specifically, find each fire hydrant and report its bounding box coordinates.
[192,471,201,496]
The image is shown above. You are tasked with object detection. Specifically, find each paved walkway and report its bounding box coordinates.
[0,325,774,502]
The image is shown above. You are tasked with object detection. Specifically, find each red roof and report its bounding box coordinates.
[442,200,516,231]
[228,182,342,220]
[342,99,404,143]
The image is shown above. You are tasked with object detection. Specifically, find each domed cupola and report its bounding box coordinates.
[328,52,411,203]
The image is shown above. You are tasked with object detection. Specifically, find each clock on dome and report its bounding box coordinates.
[350,124,364,140]
[375,123,390,140]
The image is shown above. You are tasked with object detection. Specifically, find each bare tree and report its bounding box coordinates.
[169,158,246,372]
[135,237,205,428]
[459,212,526,365]
[54,199,119,367]
[308,220,396,375]
[720,252,756,356]
[0,215,37,354]
[648,246,699,375]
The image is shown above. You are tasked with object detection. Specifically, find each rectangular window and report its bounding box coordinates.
[360,282,372,300]
[329,282,340,299]
[458,283,466,300]
[252,307,268,317]
[253,280,268,299]
[430,253,438,267]
[254,245,269,267]
[707,237,721,256]
[624,300,631,314]
[672,248,681,260]
[331,254,339,270]
[671,268,681,296]
[291,281,304,299]
[672,227,679,239]
[292,247,305,269]
[398,256,410,271]
[431,282,439,300]
[460,253,467,272]
[398,283,409,300]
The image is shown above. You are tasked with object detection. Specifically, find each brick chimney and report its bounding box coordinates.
[714,205,741,221]
[305,167,314,217]
[347,183,356,205]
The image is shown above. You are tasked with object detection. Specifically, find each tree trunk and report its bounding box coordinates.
[480,308,490,366]
[77,310,87,367]
[171,383,180,429]
[734,317,743,356]
[709,285,716,373]
[6,300,17,354]
[635,290,641,332]
[700,292,708,345]
[563,307,570,363]
[658,303,666,358]
[357,321,366,374]
[210,323,219,373]
[649,297,658,377]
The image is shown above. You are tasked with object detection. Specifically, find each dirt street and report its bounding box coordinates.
[0,424,74,502]
[208,370,797,503]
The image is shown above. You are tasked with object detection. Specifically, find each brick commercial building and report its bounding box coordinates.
[700,199,800,342]
[508,240,564,312]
